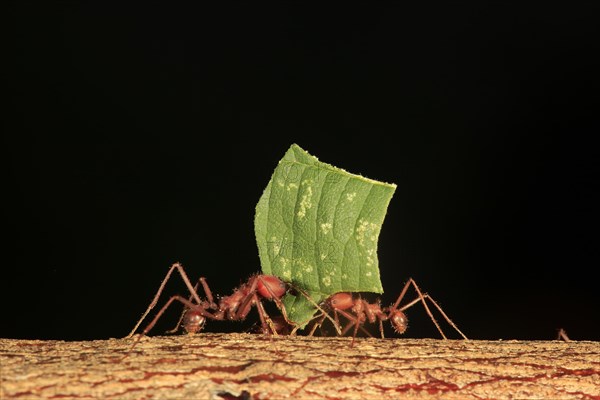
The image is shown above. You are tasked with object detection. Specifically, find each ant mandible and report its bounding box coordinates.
[308,278,468,343]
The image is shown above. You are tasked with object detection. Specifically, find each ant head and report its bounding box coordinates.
[390,310,408,334]
[329,292,354,310]
[183,310,206,334]
[257,275,286,299]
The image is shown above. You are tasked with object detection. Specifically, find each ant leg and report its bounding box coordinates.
[306,306,342,337]
[235,277,261,320]
[341,320,373,337]
[557,328,571,342]
[244,292,278,335]
[166,278,201,334]
[198,277,217,308]
[338,310,371,348]
[334,308,342,335]
[350,297,363,343]
[393,278,468,339]
[166,299,195,334]
[390,277,412,311]
[140,295,213,336]
[389,278,444,338]
[337,309,373,337]
[127,263,206,338]
[233,279,278,335]
[342,320,373,338]
[341,319,357,336]
[400,293,468,339]
[307,313,328,336]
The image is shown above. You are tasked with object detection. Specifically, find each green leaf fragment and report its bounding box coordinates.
[254,144,396,327]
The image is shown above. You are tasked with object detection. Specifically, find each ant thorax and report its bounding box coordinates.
[216,290,246,320]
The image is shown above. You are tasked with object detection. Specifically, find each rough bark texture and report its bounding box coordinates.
[1,334,598,399]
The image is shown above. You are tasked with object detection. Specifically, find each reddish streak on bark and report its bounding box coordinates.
[324,371,362,378]
[246,374,296,383]
[387,379,461,394]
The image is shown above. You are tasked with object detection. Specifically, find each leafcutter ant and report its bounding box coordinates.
[307,278,468,344]
[127,263,297,340]
[127,263,339,344]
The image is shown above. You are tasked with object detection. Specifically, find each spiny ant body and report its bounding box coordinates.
[212,274,286,321]
[209,273,289,332]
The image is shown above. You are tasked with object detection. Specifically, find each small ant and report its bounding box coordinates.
[308,278,468,343]
[557,328,571,342]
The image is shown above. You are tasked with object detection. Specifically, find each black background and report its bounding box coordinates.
[4,4,598,341]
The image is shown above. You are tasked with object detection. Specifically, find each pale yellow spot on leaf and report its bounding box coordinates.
[297,186,313,218]
[355,219,378,246]
[320,222,332,234]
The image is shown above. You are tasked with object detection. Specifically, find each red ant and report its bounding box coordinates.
[308,278,468,343]
[126,263,292,339]
[127,263,337,341]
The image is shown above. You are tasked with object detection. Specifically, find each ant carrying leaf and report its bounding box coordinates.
[307,278,468,345]
[127,263,340,347]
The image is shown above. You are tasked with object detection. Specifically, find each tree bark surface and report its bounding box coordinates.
[1,334,598,399]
